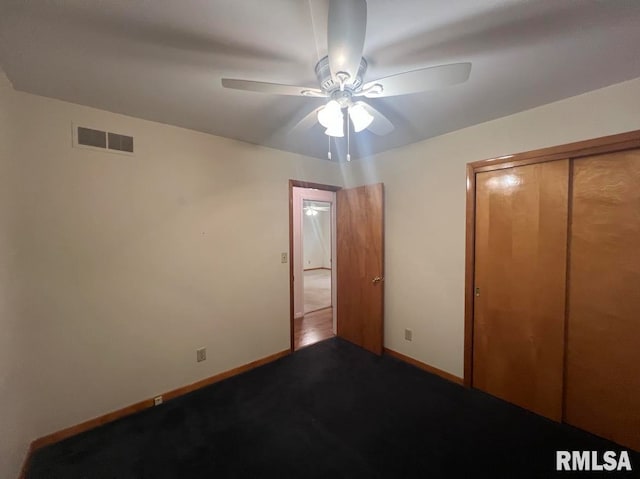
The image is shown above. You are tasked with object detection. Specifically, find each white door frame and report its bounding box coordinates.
[292,186,337,333]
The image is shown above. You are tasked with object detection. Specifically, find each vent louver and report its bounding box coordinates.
[74,125,134,154]
[77,127,107,148]
[107,132,134,153]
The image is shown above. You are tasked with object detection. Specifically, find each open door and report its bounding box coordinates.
[336,183,384,355]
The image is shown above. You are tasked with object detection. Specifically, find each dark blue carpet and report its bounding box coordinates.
[27,337,638,478]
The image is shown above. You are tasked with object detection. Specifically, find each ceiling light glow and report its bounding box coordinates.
[348,103,374,132]
[324,124,344,137]
[318,100,344,137]
[317,100,341,128]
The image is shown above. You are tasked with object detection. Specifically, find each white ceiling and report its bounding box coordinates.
[1,0,639,160]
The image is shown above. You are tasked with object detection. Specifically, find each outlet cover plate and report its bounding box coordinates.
[197,347,207,362]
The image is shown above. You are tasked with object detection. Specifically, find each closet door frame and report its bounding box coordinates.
[464,129,640,389]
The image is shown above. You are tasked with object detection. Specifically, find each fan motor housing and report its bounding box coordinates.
[315,55,367,93]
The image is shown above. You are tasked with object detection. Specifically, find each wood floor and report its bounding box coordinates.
[294,307,334,350]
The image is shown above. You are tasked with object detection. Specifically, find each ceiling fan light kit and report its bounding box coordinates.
[221,0,472,158]
[317,99,342,128]
[325,121,345,138]
[316,106,371,137]
[348,103,374,132]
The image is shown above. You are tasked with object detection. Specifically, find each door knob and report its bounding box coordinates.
[372,276,383,284]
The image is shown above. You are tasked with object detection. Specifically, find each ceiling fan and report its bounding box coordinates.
[221,0,471,140]
[304,203,330,216]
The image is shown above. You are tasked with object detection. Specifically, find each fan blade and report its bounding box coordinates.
[359,62,471,98]
[356,102,394,136]
[221,79,326,97]
[327,0,367,84]
[304,205,330,211]
[291,106,324,131]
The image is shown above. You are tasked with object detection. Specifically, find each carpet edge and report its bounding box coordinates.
[23,348,291,471]
[17,442,34,479]
[384,348,464,386]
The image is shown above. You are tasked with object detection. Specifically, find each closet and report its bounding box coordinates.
[465,131,640,451]
[473,160,569,421]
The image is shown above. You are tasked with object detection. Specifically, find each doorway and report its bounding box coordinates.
[302,200,332,314]
[289,180,385,355]
[291,186,337,350]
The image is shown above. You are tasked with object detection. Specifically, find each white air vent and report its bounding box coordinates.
[107,132,134,153]
[77,126,106,148]
[72,124,134,155]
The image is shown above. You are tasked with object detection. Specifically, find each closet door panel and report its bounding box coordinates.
[566,150,640,450]
[473,160,569,421]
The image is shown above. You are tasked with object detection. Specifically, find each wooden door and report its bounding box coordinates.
[473,161,569,421]
[336,183,384,355]
[565,150,640,450]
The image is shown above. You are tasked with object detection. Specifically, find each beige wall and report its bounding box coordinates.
[344,77,640,380]
[0,72,344,479]
[0,72,33,479]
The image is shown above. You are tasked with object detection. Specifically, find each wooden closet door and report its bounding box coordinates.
[565,150,640,450]
[473,160,569,421]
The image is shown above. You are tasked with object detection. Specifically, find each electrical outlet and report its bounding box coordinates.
[281,252,288,263]
[197,347,206,362]
[153,396,163,406]
[404,329,413,341]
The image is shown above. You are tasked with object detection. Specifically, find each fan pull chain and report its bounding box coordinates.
[327,135,331,160]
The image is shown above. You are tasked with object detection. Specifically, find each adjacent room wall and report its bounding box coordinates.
[0,73,344,479]
[320,210,331,268]
[344,77,640,379]
[303,210,331,270]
